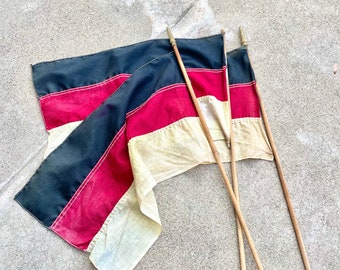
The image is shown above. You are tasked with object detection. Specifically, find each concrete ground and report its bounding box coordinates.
[0,0,339,269]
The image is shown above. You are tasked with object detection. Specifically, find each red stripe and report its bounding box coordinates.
[40,74,129,130]
[51,127,133,250]
[188,67,227,101]
[229,81,260,118]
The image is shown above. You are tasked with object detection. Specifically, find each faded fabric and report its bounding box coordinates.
[15,35,272,270]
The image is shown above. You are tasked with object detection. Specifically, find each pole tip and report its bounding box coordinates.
[239,27,248,47]
[166,27,176,46]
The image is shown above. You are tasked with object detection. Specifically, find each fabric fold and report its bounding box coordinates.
[15,35,272,269]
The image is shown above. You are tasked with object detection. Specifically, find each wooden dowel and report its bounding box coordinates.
[167,27,263,270]
[221,29,246,270]
[240,27,311,270]
[228,61,247,270]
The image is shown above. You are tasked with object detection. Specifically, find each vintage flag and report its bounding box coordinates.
[15,34,272,269]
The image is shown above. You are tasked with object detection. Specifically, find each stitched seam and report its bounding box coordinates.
[51,125,126,229]
[87,184,134,252]
[232,117,261,123]
[186,66,225,73]
[51,227,87,250]
[126,83,186,117]
[229,80,256,88]
[38,99,49,131]
[40,74,130,100]
[126,67,226,118]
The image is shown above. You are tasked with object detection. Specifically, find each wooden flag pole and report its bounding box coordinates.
[239,27,311,270]
[166,27,263,270]
[221,29,246,270]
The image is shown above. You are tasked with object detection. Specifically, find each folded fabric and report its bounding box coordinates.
[15,34,272,270]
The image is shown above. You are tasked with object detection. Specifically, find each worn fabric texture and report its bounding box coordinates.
[15,35,272,269]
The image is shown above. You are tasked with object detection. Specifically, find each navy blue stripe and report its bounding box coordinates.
[227,46,255,84]
[33,35,224,97]
[15,38,225,226]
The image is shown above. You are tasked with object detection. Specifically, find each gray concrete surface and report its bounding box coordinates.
[0,0,339,269]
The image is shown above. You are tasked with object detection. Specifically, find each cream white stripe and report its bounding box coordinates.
[44,121,82,158]
[88,183,161,270]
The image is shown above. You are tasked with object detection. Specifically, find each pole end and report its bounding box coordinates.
[239,27,248,47]
[166,27,176,47]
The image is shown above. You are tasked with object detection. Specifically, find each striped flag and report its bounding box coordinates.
[15,34,272,269]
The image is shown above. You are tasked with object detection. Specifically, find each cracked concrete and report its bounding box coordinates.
[0,0,339,269]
